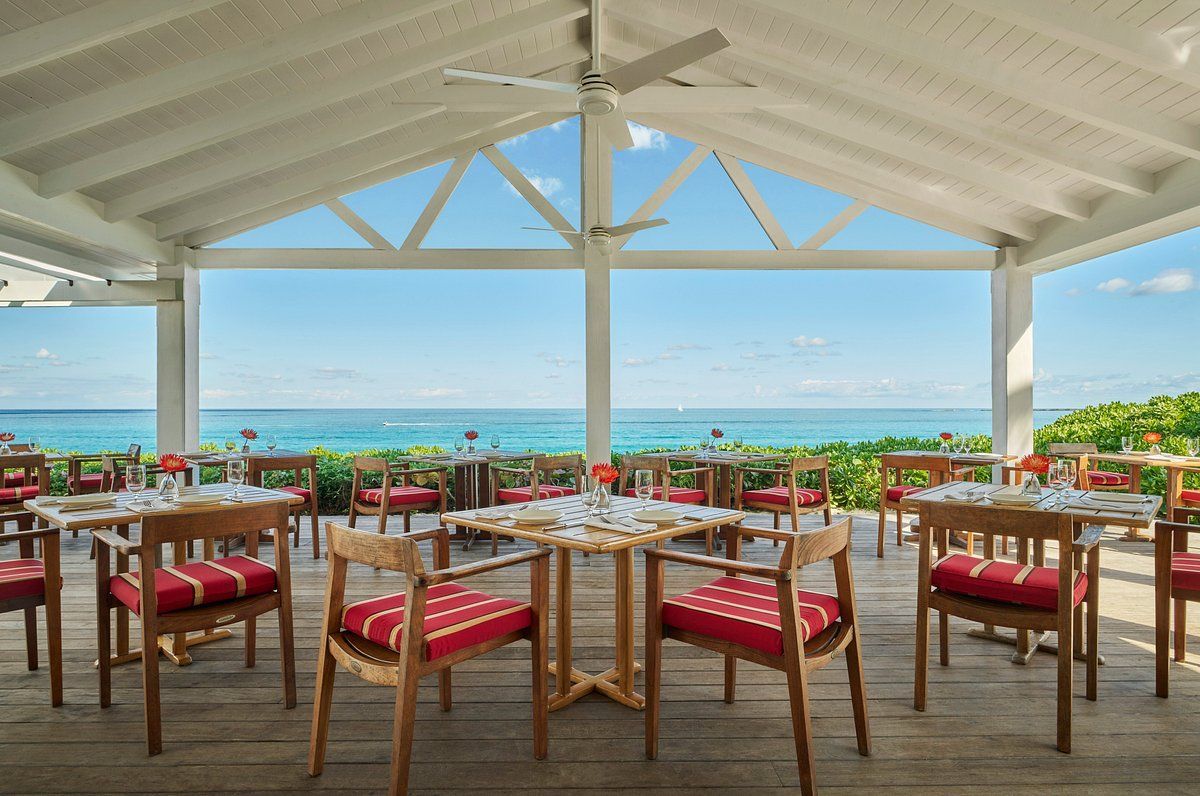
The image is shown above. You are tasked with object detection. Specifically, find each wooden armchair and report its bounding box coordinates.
[69,444,140,495]
[347,456,446,537]
[248,454,320,559]
[1,452,49,536]
[913,501,1099,753]
[619,454,716,553]
[644,516,869,795]
[1155,507,1200,697]
[1048,442,1132,492]
[877,454,971,558]
[94,501,296,755]
[1,520,62,706]
[735,455,832,541]
[309,522,550,795]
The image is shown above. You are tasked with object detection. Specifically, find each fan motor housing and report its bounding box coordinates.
[577,71,619,116]
[583,226,613,250]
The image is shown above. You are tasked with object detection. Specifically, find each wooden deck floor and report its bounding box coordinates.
[2,512,1198,794]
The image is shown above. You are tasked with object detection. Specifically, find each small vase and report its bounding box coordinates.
[1021,472,1043,497]
[1149,443,1162,455]
[242,442,251,454]
[938,442,950,454]
[159,472,180,501]
[591,482,611,514]
[0,442,10,455]
[467,443,476,454]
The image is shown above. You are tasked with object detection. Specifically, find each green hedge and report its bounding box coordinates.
[34,392,1199,514]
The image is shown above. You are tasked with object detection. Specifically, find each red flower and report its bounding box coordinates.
[240,428,258,440]
[464,429,479,441]
[158,453,188,473]
[0,432,14,442]
[939,432,953,441]
[1018,453,1051,475]
[711,428,724,439]
[1143,432,1162,444]
[591,463,619,484]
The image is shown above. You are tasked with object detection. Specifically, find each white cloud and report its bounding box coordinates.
[667,342,710,351]
[789,336,830,348]
[657,352,680,361]
[203,388,247,399]
[1096,277,1132,293]
[199,352,219,360]
[526,391,552,399]
[711,363,743,372]
[408,387,464,399]
[740,352,778,361]
[627,121,669,151]
[786,378,966,399]
[622,357,652,367]
[539,353,577,367]
[504,172,563,199]
[314,367,360,380]
[1063,287,1082,297]
[1130,267,1197,295]
[35,347,58,360]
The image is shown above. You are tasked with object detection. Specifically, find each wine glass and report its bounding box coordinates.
[1046,462,1065,506]
[265,433,278,454]
[579,475,597,516]
[491,434,501,451]
[1121,436,1134,455]
[1187,437,1199,458]
[953,436,966,454]
[634,469,654,509]
[1056,459,1077,503]
[733,437,743,452]
[454,438,464,454]
[227,458,245,499]
[224,437,237,458]
[126,464,147,504]
[28,436,40,452]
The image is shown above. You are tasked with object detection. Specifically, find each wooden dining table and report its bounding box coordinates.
[404,449,544,511]
[641,449,787,508]
[902,480,1161,664]
[1087,451,1200,536]
[24,482,303,667]
[443,494,744,711]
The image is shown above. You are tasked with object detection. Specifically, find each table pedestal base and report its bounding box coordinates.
[548,662,644,711]
[966,627,1103,666]
[1118,528,1153,542]
[96,629,233,668]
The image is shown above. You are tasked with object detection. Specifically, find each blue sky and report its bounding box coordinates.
[2,118,1197,410]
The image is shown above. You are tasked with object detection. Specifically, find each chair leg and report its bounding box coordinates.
[783,659,818,796]
[845,627,871,756]
[311,509,321,559]
[876,507,886,558]
[23,606,37,670]
[389,663,421,795]
[938,610,949,666]
[723,655,736,703]
[645,561,664,761]
[292,510,301,548]
[1057,604,1073,754]
[245,617,257,668]
[491,530,499,556]
[773,512,781,546]
[895,510,904,545]
[438,669,452,712]
[915,597,929,712]
[141,621,163,756]
[705,529,713,557]
[1156,568,1170,698]
[1175,600,1187,662]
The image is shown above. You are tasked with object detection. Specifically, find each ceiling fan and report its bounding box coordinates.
[441,0,730,150]
[523,218,669,250]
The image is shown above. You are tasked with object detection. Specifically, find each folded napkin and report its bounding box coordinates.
[585,516,655,534]
[944,490,984,503]
[134,499,178,513]
[1066,499,1142,514]
[59,499,119,513]
[33,496,65,506]
[474,508,512,520]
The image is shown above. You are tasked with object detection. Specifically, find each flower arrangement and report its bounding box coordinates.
[1019,453,1051,475]
[939,432,953,441]
[591,462,619,484]
[1143,431,1163,454]
[158,453,188,473]
[464,430,479,441]
[711,428,724,440]
[0,432,13,454]
[240,428,258,441]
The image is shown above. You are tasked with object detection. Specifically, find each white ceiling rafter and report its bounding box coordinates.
[401,154,474,250]
[323,199,394,250]
[713,152,792,249]
[800,200,870,250]
[616,143,710,251]
[480,145,583,250]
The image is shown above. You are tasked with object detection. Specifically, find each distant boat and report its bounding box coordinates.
[382,422,401,426]
[676,404,684,412]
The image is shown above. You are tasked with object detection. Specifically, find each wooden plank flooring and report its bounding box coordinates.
[2,513,1198,794]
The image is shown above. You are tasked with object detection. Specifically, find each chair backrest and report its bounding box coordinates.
[531,454,583,493]
[1,452,46,477]
[918,500,1076,545]
[880,453,957,474]
[618,455,675,495]
[775,514,853,571]
[1048,442,1098,455]
[247,454,313,488]
[785,455,829,472]
[324,520,426,575]
[139,501,290,551]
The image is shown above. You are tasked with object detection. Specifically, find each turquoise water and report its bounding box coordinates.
[0,408,1069,453]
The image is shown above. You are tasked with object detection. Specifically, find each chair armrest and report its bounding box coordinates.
[734,525,794,543]
[644,548,786,580]
[670,466,715,476]
[420,547,551,586]
[735,465,787,475]
[1170,507,1200,523]
[1072,524,1105,552]
[490,466,532,477]
[393,466,447,477]
[92,529,141,556]
[1156,520,1200,538]
[0,526,61,544]
[400,527,449,544]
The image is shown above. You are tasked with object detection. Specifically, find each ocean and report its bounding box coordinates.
[0,408,1070,454]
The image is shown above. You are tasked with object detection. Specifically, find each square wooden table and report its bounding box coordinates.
[1088,452,1200,534]
[641,450,787,508]
[182,448,307,468]
[25,483,303,667]
[876,449,1017,470]
[443,494,744,711]
[902,480,1161,664]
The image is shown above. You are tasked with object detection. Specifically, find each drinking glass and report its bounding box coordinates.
[1187,437,1199,458]
[224,437,237,456]
[1121,436,1134,454]
[953,436,965,454]
[1046,463,1065,505]
[491,434,501,451]
[733,437,743,452]
[28,436,40,452]
[1056,459,1077,503]
[227,458,245,498]
[634,470,654,509]
[265,433,278,454]
[454,438,465,454]
[579,475,597,516]
[126,464,146,503]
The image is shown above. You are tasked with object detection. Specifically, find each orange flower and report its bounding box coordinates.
[240,428,258,440]
[711,428,724,439]
[939,432,953,441]
[1019,453,1051,475]
[591,463,619,484]
[464,429,479,441]
[1143,432,1162,444]
[158,453,188,473]
[0,432,14,442]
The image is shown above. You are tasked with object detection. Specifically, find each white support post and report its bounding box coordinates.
[991,247,1034,473]
[156,249,200,454]
[582,116,612,468]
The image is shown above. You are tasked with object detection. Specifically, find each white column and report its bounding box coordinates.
[990,246,1034,467]
[582,115,612,468]
[156,249,200,454]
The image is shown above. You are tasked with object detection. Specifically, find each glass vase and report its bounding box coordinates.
[591,482,611,514]
[1149,443,1162,455]
[938,442,950,454]
[467,443,476,454]
[0,442,10,455]
[1020,472,1043,497]
[159,472,180,501]
[242,442,251,454]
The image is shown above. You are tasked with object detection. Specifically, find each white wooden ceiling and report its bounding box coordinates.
[1,0,1199,260]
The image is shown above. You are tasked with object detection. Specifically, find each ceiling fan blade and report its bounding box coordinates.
[603,28,730,94]
[605,218,669,238]
[442,67,576,94]
[599,107,636,150]
[522,226,584,235]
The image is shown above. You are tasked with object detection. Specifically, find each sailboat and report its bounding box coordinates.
[676,403,684,413]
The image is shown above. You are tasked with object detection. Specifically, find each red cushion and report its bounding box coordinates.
[623,486,707,504]
[357,486,440,507]
[661,575,840,656]
[497,484,573,503]
[3,472,36,488]
[741,486,825,507]
[109,555,277,615]
[341,581,530,661]
[886,484,924,502]
[277,485,312,502]
[67,472,104,488]
[931,553,1087,610]
[0,559,44,601]
[1086,470,1130,487]
[1181,489,1200,506]
[1174,552,1200,592]
[0,485,40,505]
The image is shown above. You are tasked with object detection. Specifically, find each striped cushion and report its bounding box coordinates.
[109,555,277,615]
[277,485,312,502]
[0,485,39,505]
[1086,470,1130,487]
[932,553,1087,611]
[1181,489,1200,506]
[497,484,574,503]
[741,486,825,507]
[1174,552,1200,592]
[624,486,707,504]
[357,486,440,507]
[3,472,35,488]
[661,575,840,656]
[886,484,924,502]
[341,582,531,661]
[0,559,44,601]
[67,472,105,490]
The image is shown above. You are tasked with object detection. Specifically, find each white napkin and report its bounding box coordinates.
[585,516,654,534]
[474,508,512,520]
[944,490,984,503]
[134,499,178,513]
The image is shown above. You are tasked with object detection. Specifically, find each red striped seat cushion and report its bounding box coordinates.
[741,486,825,507]
[661,575,841,656]
[277,485,312,502]
[67,472,105,489]
[0,559,44,601]
[341,582,531,661]
[624,486,707,504]
[357,486,440,507]
[0,485,39,505]
[886,484,924,502]
[1174,552,1200,592]
[109,555,277,615]
[3,472,35,488]
[1181,489,1200,505]
[497,484,574,503]
[932,553,1087,610]
[1086,470,1130,487]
